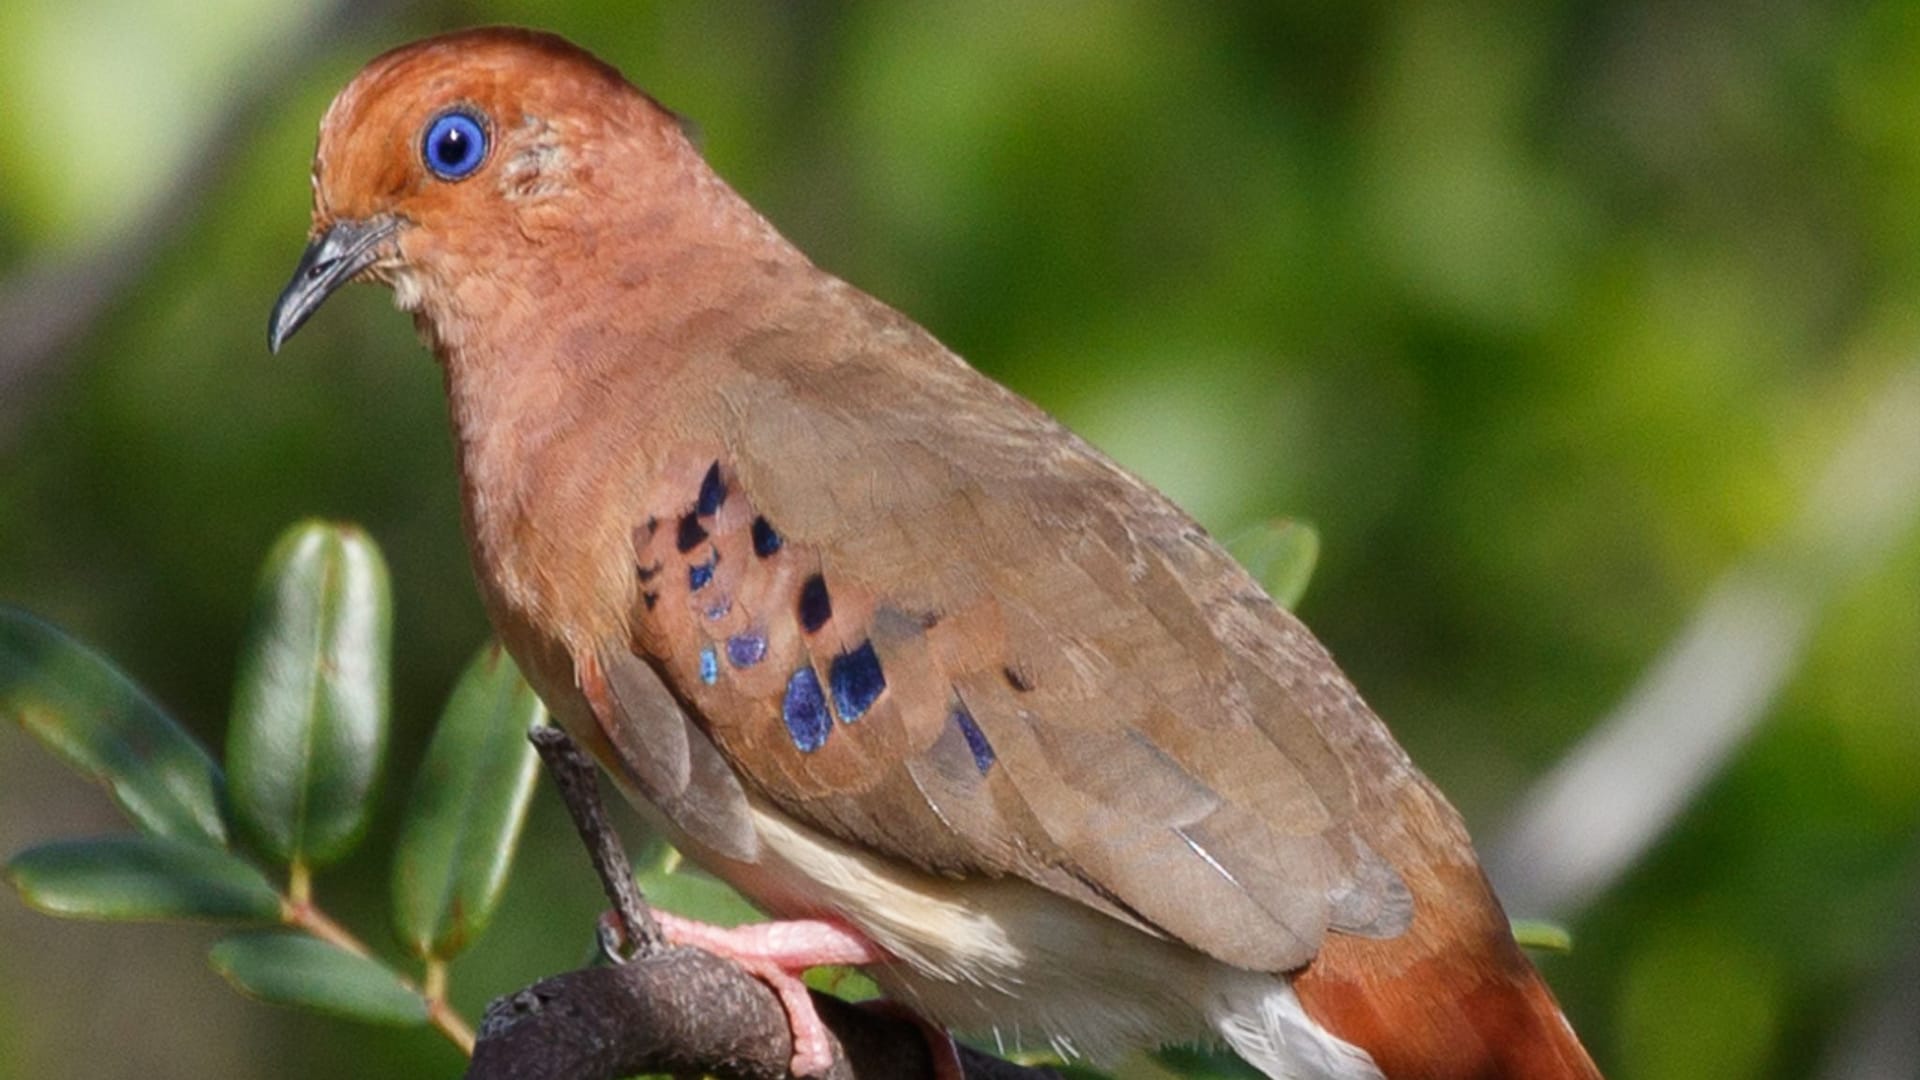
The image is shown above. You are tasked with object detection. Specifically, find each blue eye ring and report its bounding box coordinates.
[421,109,489,181]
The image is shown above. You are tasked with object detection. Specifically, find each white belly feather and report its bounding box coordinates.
[720,797,1382,1079]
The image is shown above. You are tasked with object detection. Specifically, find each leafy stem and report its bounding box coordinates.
[1,529,535,1068]
[281,868,478,1053]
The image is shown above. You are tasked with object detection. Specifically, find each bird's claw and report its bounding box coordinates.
[595,909,636,965]
[651,911,892,1077]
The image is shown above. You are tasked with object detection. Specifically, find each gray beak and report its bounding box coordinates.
[267,217,397,353]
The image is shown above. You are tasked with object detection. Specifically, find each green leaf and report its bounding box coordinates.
[1512,918,1575,954]
[210,932,428,1026]
[0,607,227,846]
[1149,1044,1264,1077]
[5,835,281,923]
[1225,519,1321,611]
[392,641,546,960]
[803,964,882,1002]
[635,841,763,928]
[227,521,392,868]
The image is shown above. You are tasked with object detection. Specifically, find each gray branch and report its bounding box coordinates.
[466,947,1053,1080]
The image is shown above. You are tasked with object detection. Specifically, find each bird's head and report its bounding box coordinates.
[268,28,694,353]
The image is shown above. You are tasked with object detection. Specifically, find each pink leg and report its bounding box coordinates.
[652,911,891,1077]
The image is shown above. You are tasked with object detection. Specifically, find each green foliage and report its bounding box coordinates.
[211,932,431,1027]
[2,526,550,1062]
[1511,919,1574,955]
[1225,519,1322,611]
[1144,1048,1264,1079]
[0,609,228,847]
[227,521,393,869]
[7,836,282,923]
[632,841,763,930]
[391,642,546,961]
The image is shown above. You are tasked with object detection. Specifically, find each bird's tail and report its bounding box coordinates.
[1209,971,1384,1079]
[1290,862,1603,1080]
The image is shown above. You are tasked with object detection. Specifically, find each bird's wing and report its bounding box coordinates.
[610,291,1412,973]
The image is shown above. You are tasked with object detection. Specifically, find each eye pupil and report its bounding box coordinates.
[422,111,487,180]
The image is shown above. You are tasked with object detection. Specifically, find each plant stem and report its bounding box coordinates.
[424,957,449,1001]
[429,995,477,1055]
[420,957,474,1053]
[288,859,312,908]
[285,900,370,958]
[281,891,477,1056]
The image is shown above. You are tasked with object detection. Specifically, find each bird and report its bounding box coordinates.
[267,27,1601,1080]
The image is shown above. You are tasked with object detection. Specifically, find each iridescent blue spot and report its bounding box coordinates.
[727,631,767,668]
[752,516,783,557]
[798,574,832,633]
[705,598,732,621]
[698,645,719,686]
[696,462,726,516]
[952,706,995,774]
[829,641,886,723]
[782,667,830,752]
[689,553,716,591]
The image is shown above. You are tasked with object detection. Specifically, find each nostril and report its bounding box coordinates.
[307,257,338,281]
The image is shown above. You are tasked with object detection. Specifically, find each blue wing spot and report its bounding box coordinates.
[752,516,783,557]
[689,552,717,591]
[698,645,719,686]
[782,667,830,753]
[952,705,995,774]
[798,574,832,633]
[829,641,886,723]
[727,631,767,668]
[696,461,726,515]
[676,514,708,553]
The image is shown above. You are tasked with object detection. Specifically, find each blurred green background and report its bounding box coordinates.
[3,2,1919,1077]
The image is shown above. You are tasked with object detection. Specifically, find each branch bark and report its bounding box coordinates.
[466,948,1052,1080]
[476,725,1058,1080]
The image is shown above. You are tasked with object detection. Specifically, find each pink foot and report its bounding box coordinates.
[653,911,891,1077]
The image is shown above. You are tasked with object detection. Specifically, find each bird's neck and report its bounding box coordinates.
[426,195,816,660]
[438,319,640,664]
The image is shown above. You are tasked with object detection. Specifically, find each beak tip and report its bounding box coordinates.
[266,305,300,354]
[268,215,395,357]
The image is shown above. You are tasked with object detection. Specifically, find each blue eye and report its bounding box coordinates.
[422,110,487,180]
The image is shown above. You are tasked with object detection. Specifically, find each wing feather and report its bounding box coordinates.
[615,292,1413,972]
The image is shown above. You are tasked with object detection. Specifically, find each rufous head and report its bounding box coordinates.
[268,28,694,352]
